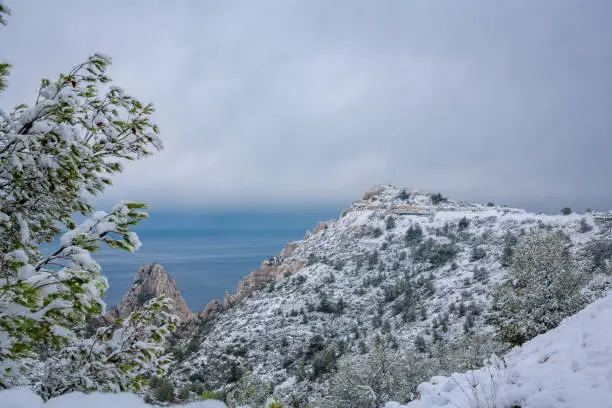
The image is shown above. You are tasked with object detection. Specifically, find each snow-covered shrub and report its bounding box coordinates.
[587,239,612,274]
[404,225,423,246]
[430,193,446,205]
[490,230,585,345]
[225,373,272,408]
[324,345,431,407]
[39,296,177,399]
[413,239,458,267]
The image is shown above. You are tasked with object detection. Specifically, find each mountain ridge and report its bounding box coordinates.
[167,184,612,405]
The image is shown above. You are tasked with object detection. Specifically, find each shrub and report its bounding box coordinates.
[472,266,489,282]
[397,189,411,201]
[405,224,423,246]
[152,377,175,403]
[587,240,612,273]
[413,238,458,267]
[470,246,487,261]
[458,217,470,231]
[561,207,572,215]
[311,349,337,379]
[324,345,430,408]
[226,373,272,408]
[414,335,427,353]
[500,231,518,267]
[579,218,593,233]
[490,231,585,345]
[386,216,396,230]
[431,193,447,205]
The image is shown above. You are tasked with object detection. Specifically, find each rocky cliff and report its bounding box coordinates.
[102,264,196,324]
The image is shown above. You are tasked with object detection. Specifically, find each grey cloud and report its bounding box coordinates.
[1,0,611,213]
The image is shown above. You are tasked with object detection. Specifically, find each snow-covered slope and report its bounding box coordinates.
[0,389,226,408]
[388,289,612,408]
[172,185,612,401]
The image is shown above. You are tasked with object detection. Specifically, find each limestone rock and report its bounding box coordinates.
[106,263,195,322]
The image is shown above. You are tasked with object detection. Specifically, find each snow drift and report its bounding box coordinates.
[388,290,612,408]
[0,388,227,408]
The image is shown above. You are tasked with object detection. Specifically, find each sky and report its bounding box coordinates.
[1,1,611,214]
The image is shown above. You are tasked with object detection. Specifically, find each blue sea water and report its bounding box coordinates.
[89,210,339,312]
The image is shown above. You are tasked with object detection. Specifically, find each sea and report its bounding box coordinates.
[89,210,340,312]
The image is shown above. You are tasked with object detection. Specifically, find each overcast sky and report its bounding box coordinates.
[1,1,611,213]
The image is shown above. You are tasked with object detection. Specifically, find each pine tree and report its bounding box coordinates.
[0,9,168,389]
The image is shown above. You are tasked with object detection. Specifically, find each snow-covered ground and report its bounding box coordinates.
[0,389,227,408]
[386,290,612,408]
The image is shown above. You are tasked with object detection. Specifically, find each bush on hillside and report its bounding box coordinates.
[413,238,458,267]
[324,344,431,407]
[490,231,585,345]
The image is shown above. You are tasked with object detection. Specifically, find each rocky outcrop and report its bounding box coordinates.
[199,256,307,320]
[234,259,307,299]
[94,264,196,329]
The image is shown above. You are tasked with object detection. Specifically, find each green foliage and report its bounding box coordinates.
[470,246,487,261]
[431,193,447,205]
[561,207,573,215]
[587,240,612,273]
[226,373,273,408]
[152,377,175,402]
[490,231,585,345]
[457,216,470,231]
[267,397,286,408]
[39,296,177,399]
[404,224,423,246]
[397,189,411,201]
[413,238,458,267]
[311,348,337,379]
[0,11,167,388]
[385,216,396,230]
[324,344,430,407]
[500,231,518,267]
[0,41,162,386]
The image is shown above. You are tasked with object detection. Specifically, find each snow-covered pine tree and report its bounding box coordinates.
[491,230,585,345]
[0,8,167,389]
[39,296,178,399]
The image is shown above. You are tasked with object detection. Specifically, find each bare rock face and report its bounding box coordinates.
[107,264,195,322]
[199,258,307,320]
[280,242,299,258]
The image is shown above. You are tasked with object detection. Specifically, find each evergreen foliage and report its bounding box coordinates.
[324,344,429,407]
[39,296,177,399]
[0,9,172,392]
[490,231,585,345]
[226,373,272,408]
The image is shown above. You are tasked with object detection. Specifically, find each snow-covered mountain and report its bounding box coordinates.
[170,185,612,404]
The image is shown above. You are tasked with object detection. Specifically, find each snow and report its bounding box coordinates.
[393,290,612,408]
[96,221,116,235]
[0,389,228,408]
